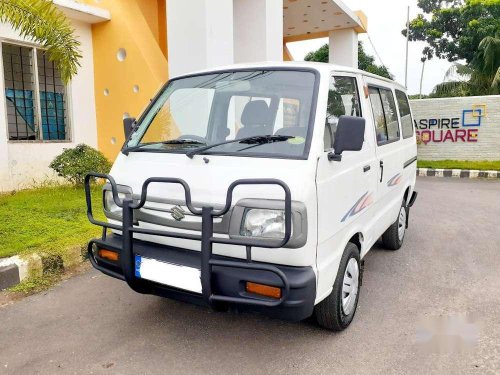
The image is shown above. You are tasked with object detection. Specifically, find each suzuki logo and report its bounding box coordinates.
[170,205,186,221]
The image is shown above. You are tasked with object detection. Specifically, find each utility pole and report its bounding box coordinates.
[419,58,426,99]
[405,5,410,88]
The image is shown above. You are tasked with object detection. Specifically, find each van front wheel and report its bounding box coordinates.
[382,199,407,250]
[315,243,361,331]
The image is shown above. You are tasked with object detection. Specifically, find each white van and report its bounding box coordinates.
[85,62,417,331]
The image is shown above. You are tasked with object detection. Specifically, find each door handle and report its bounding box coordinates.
[363,165,371,172]
[379,160,384,182]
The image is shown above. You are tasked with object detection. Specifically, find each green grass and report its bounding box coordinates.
[9,273,61,294]
[0,184,104,259]
[417,160,500,171]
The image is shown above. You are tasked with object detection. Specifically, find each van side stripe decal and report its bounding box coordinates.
[387,173,402,187]
[404,156,417,168]
[341,192,374,222]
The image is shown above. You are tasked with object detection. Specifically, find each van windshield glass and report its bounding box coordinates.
[126,70,317,158]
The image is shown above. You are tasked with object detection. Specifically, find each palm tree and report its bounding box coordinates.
[431,33,500,97]
[474,34,500,91]
[0,0,81,83]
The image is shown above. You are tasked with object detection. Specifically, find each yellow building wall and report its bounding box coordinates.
[83,0,169,160]
[134,0,168,57]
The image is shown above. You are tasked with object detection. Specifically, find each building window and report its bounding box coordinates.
[2,43,69,141]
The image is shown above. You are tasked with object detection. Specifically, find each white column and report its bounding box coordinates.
[167,0,234,77]
[233,0,283,63]
[0,42,11,191]
[328,29,358,68]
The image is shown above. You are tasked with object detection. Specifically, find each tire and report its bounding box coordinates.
[381,199,407,250]
[315,242,361,331]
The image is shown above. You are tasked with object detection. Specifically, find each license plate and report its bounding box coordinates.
[135,255,202,294]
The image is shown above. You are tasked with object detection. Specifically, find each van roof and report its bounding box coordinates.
[172,61,407,92]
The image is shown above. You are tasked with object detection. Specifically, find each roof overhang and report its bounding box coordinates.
[53,0,111,24]
[283,0,367,43]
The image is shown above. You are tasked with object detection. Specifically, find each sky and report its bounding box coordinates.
[287,0,455,95]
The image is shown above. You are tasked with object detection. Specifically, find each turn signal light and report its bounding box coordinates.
[246,282,281,299]
[98,249,119,261]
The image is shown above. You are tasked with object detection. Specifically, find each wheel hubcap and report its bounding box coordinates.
[342,258,359,315]
[398,206,406,241]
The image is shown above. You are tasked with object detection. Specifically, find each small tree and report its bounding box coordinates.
[0,0,82,83]
[50,144,111,185]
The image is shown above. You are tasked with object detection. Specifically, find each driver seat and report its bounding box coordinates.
[236,100,273,139]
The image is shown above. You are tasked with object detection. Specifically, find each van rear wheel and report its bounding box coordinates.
[314,242,361,331]
[382,199,407,250]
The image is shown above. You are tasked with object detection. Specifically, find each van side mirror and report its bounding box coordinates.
[123,117,136,139]
[328,116,365,162]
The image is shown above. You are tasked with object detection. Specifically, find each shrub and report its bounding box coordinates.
[49,144,111,185]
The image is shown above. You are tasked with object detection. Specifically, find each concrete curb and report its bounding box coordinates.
[0,254,42,290]
[417,168,500,179]
[0,247,83,290]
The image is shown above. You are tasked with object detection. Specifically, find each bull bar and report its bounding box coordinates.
[84,173,294,308]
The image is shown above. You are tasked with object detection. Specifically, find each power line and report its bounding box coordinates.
[366,32,390,74]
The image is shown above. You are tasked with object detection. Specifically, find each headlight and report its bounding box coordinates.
[240,209,285,238]
[103,190,130,215]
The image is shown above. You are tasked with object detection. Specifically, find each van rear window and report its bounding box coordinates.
[395,90,414,139]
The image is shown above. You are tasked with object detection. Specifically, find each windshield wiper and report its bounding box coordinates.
[185,135,294,159]
[123,139,206,155]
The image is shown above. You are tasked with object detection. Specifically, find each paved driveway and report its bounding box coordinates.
[1,177,499,374]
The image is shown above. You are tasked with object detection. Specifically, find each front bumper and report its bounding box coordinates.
[85,173,314,321]
[89,234,316,321]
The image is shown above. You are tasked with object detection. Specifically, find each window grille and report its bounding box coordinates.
[37,50,67,140]
[2,44,37,140]
[2,43,69,141]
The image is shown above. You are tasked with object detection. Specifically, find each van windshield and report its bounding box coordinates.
[125,70,317,158]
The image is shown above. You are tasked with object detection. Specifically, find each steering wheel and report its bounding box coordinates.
[177,134,207,143]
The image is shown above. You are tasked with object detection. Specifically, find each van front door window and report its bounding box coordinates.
[324,76,361,150]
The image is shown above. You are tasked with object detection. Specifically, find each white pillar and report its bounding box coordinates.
[167,0,234,77]
[0,43,11,191]
[233,0,283,63]
[328,29,358,68]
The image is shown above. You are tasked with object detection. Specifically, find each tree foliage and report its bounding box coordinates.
[404,0,500,97]
[304,43,329,64]
[304,41,393,79]
[0,0,82,83]
[403,0,499,63]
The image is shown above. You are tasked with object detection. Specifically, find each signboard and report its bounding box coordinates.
[410,96,500,161]
[415,105,486,145]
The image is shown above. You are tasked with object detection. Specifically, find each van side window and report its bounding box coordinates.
[324,76,361,150]
[368,86,400,145]
[395,90,414,139]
